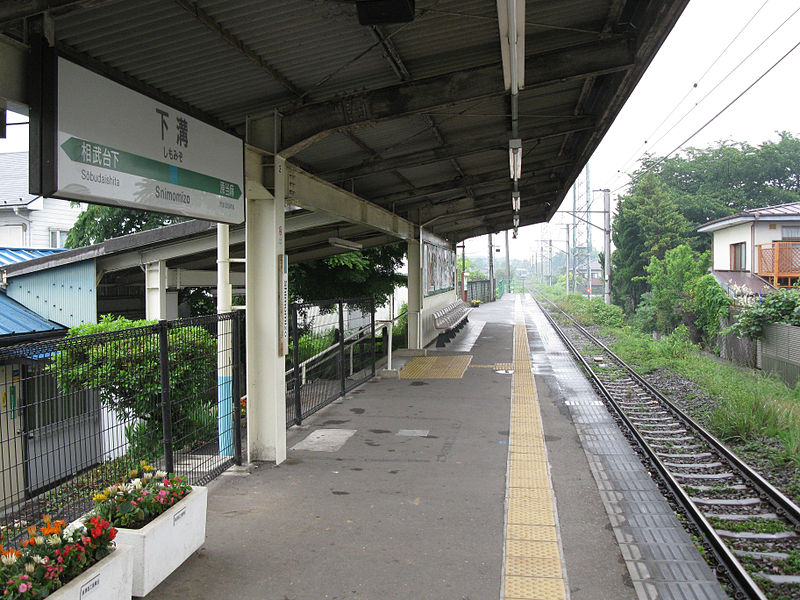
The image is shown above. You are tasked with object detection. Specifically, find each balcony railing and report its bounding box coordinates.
[757,241,800,286]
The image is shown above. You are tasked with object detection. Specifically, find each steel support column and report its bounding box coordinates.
[245,148,287,464]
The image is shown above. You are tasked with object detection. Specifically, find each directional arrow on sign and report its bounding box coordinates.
[60,136,242,199]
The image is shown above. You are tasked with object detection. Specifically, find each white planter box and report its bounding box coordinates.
[49,545,132,600]
[114,485,208,597]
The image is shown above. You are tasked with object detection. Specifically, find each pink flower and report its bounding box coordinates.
[18,583,31,593]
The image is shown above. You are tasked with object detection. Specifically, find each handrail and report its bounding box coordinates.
[285,320,379,380]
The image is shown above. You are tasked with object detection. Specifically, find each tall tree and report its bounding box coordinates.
[290,244,407,310]
[66,205,184,248]
[611,173,691,311]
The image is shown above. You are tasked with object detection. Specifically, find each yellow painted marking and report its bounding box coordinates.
[398,355,472,379]
[502,296,566,600]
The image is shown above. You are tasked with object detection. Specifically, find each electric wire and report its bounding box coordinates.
[610,34,800,195]
[610,0,770,183]
[638,3,800,160]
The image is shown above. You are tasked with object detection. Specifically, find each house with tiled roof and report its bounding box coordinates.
[698,201,800,291]
[0,152,83,248]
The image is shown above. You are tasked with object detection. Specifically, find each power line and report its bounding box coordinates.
[641,3,800,158]
[610,0,771,182]
[611,34,800,195]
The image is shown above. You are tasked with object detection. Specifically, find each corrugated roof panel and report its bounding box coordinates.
[0,248,69,267]
[6,261,97,328]
[0,293,65,337]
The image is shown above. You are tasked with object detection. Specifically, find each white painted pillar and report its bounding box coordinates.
[245,149,286,464]
[145,260,168,320]
[217,224,234,456]
[407,241,421,349]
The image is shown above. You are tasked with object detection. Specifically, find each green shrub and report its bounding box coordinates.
[49,315,217,456]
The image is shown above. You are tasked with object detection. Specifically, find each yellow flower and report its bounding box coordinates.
[142,464,154,472]
[128,469,139,477]
[92,493,108,503]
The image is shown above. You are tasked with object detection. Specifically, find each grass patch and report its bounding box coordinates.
[708,516,793,534]
[609,326,800,468]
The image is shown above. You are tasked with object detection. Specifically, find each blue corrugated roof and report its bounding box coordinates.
[0,247,69,267]
[0,293,65,337]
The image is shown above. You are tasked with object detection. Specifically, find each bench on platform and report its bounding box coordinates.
[432,302,472,347]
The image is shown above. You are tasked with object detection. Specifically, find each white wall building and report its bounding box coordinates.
[697,201,800,291]
[0,152,83,248]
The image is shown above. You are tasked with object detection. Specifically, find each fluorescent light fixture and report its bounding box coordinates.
[509,138,522,180]
[512,227,518,239]
[513,214,520,228]
[512,191,521,211]
[497,0,526,93]
[328,237,363,250]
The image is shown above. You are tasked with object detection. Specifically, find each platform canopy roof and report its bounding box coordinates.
[1,0,688,257]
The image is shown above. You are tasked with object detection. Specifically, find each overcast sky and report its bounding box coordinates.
[3,1,800,265]
[470,0,800,261]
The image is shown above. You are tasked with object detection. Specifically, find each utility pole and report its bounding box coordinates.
[604,189,611,305]
[565,225,570,296]
[586,164,592,297]
[548,240,553,287]
[488,233,495,302]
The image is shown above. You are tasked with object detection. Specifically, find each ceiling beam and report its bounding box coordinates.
[322,117,592,181]
[173,0,303,98]
[278,36,634,154]
[279,157,416,241]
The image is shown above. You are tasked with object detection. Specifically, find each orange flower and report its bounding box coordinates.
[0,548,21,558]
[26,525,37,537]
[21,537,37,547]
[42,514,52,526]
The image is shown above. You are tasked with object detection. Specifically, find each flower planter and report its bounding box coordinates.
[114,485,208,597]
[48,545,132,600]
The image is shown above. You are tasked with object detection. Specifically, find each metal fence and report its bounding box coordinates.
[0,312,242,548]
[286,297,377,427]
[466,280,492,303]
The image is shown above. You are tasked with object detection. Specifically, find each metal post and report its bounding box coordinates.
[291,304,302,425]
[604,189,611,305]
[488,233,495,302]
[565,225,570,296]
[231,311,243,466]
[370,297,376,377]
[387,295,394,370]
[505,229,511,288]
[548,240,553,287]
[158,320,174,474]
[338,299,346,394]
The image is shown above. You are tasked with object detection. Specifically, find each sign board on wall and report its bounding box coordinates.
[423,242,456,297]
[35,54,244,224]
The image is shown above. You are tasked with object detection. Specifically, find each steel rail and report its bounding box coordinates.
[538,293,800,528]
[533,293,768,600]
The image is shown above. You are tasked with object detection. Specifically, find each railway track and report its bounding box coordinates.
[534,293,800,600]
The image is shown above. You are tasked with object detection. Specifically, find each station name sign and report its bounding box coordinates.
[32,52,244,224]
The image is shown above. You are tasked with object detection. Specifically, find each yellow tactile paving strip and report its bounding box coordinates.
[398,355,473,379]
[503,297,567,600]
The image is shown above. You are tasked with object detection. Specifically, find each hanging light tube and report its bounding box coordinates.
[511,191,521,211]
[509,138,522,180]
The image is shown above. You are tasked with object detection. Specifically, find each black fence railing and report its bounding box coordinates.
[286,297,377,427]
[467,280,492,303]
[0,312,242,548]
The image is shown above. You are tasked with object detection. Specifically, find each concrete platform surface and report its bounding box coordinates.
[146,293,725,600]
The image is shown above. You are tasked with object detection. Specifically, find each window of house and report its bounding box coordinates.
[730,242,746,271]
[49,230,69,248]
[782,226,800,240]
[0,225,24,246]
